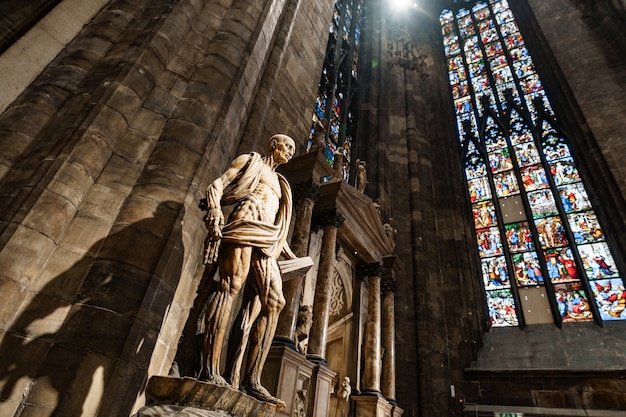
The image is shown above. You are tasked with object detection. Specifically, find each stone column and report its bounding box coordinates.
[275,183,320,347]
[381,256,398,403]
[359,262,384,395]
[306,209,345,364]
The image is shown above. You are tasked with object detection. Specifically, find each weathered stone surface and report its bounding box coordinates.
[144,376,277,417]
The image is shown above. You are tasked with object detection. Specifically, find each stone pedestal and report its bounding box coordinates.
[307,364,337,417]
[262,345,315,417]
[352,395,403,417]
[138,376,278,417]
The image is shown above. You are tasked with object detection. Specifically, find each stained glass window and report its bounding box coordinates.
[308,0,363,182]
[441,0,625,327]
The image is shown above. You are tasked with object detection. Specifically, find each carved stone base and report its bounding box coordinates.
[137,376,277,417]
[351,394,403,417]
[262,345,315,417]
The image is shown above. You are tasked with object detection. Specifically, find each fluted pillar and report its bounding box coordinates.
[381,256,398,403]
[359,262,384,395]
[275,183,320,346]
[306,209,345,364]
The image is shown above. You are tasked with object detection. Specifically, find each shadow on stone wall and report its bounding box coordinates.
[0,201,185,417]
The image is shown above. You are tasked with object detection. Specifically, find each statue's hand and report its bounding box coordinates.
[204,208,224,240]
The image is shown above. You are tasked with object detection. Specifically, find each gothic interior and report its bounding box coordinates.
[0,0,625,416]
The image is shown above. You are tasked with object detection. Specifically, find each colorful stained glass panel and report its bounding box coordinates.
[550,158,580,186]
[554,282,594,322]
[544,247,579,282]
[477,227,504,257]
[520,165,549,191]
[505,221,534,253]
[590,278,626,321]
[482,256,510,289]
[568,211,605,245]
[578,242,619,280]
[486,289,518,326]
[534,216,568,249]
[558,183,592,213]
[494,170,519,197]
[528,189,559,218]
[473,200,497,228]
[512,251,544,287]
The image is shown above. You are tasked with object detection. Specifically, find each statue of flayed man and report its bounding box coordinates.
[201,134,297,406]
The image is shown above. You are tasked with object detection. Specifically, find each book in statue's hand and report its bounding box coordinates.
[278,256,314,281]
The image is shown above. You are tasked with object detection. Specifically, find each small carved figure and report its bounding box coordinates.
[309,118,327,152]
[337,376,351,401]
[383,217,397,250]
[294,305,313,354]
[334,376,351,417]
[201,134,298,407]
[328,151,345,183]
[373,198,382,218]
[355,159,367,193]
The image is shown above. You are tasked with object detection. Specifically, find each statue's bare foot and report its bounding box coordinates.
[202,373,230,386]
[241,382,286,409]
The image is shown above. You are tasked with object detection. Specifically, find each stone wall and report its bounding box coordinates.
[0,0,334,416]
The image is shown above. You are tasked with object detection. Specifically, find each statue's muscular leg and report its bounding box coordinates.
[202,244,252,385]
[224,281,262,388]
[240,255,286,406]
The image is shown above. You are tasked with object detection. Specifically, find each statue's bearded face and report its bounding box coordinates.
[271,135,295,164]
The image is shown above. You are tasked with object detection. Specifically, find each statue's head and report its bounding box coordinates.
[269,134,295,165]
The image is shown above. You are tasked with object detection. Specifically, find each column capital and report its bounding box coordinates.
[292,180,321,202]
[357,262,384,281]
[312,209,345,231]
[381,279,398,294]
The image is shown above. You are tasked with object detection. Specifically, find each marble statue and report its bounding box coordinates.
[383,217,397,251]
[294,304,313,353]
[356,159,367,193]
[309,118,327,152]
[201,134,298,406]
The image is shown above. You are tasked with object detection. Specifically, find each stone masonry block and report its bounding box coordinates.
[81,105,127,155]
[135,48,166,82]
[148,140,202,180]
[0,277,29,330]
[8,292,72,340]
[59,214,112,256]
[47,160,95,208]
[147,32,175,69]
[101,82,142,123]
[113,129,155,164]
[98,223,167,273]
[159,118,207,155]
[0,130,34,166]
[66,130,112,178]
[114,194,178,237]
[55,304,134,356]
[96,154,143,193]
[0,332,51,401]
[65,34,114,59]
[81,183,127,222]
[117,63,157,105]
[32,246,95,302]
[76,260,153,317]
[23,189,78,243]
[171,98,215,132]
[144,86,179,118]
